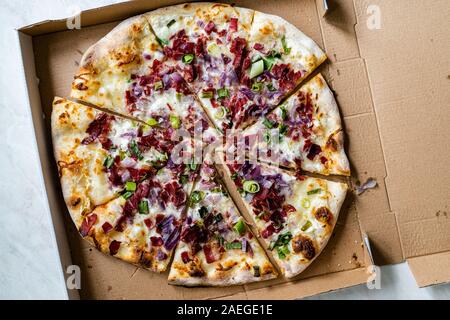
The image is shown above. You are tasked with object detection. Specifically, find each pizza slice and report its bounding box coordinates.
[227,11,327,130]
[146,3,254,133]
[229,74,350,176]
[51,97,199,219]
[222,160,347,278]
[71,14,159,112]
[77,164,197,272]
[70,14,217,142]
[169,163,277,286]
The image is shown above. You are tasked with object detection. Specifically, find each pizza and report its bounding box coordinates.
[169,163,277,286]
[221,160,348,278]
[227,74,350,176]
[51,3,351,286]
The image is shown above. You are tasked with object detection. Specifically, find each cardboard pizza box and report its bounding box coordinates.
[16,0,450,299]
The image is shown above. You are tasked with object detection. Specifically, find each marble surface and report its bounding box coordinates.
[0,0,448,300]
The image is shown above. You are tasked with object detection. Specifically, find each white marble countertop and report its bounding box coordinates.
[0,0,449,300]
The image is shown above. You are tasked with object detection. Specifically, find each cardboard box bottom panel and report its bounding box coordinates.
[17,0,450,299]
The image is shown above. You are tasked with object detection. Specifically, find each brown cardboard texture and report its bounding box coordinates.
[17,0,450,298]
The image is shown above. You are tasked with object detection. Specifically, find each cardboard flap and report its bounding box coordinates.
[407,252,450,288]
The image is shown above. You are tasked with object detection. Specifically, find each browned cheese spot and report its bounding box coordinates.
[314,206,333,225]
[292,234,316,260]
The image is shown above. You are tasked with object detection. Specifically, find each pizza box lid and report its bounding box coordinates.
[16,0,450,299]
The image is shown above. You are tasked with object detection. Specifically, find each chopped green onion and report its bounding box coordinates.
[156,36,168,47]
[251,82,263,92]
[231,173,238,180]
[250,59,264,79]
[307,188,322,195]
[195,220,204,228]
[154,81,163,90]
[243,180,260,194]
[262,56,275,71]
[125,181,136,192]
[130,140,143,160]
[176,92,183,101]
[262,51,281,71]
[146,117,159,126]
[268,241,276,250]
[233,219,247,235]
[170,115,181,129]
[103,155,114,169]
[214,213,223,223]
[262,118,274,129]
[182,53,195,64]
[280,105,288,120]
[281,35,291,54]
[198,206,208,218]
[189,191,205,205]
[119,150,127,161]
[301,220,312,231]
[251,55,262,63]
[217,88,229,99]
[201,90,214,99]
[278,123,288,136]
[122,191,133,200]
[179,174,189,185]
[263,131,271,144]
[270,232,292,251]
[216,236,225,246]
[167,19,176,28]
[188,162,198,171]
[225,242,242,250]
[210,187,222,193]
[214,106,227,119]
[267,83,276,91]
[301,198,311,209]
[277,245,290,259]
[138,200,149,214]
[253,265,261,277]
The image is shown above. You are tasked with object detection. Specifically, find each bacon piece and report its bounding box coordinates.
[204,21,216,34]
[79,214,97,237]
[81,113,114,146]
[230,37,247,74]
[102,222,113,233]
[150,236,164,247]
[203,244,217,264]
[181,251,190,264]
[229,18,238,32]
[114,214,131,233]
[307,143,322,160]
[253,43,264,51]
[261,224,275,239]
[144,218,153,229]
[109,240,121,255]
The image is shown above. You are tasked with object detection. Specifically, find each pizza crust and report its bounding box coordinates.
[51,97,119,222]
